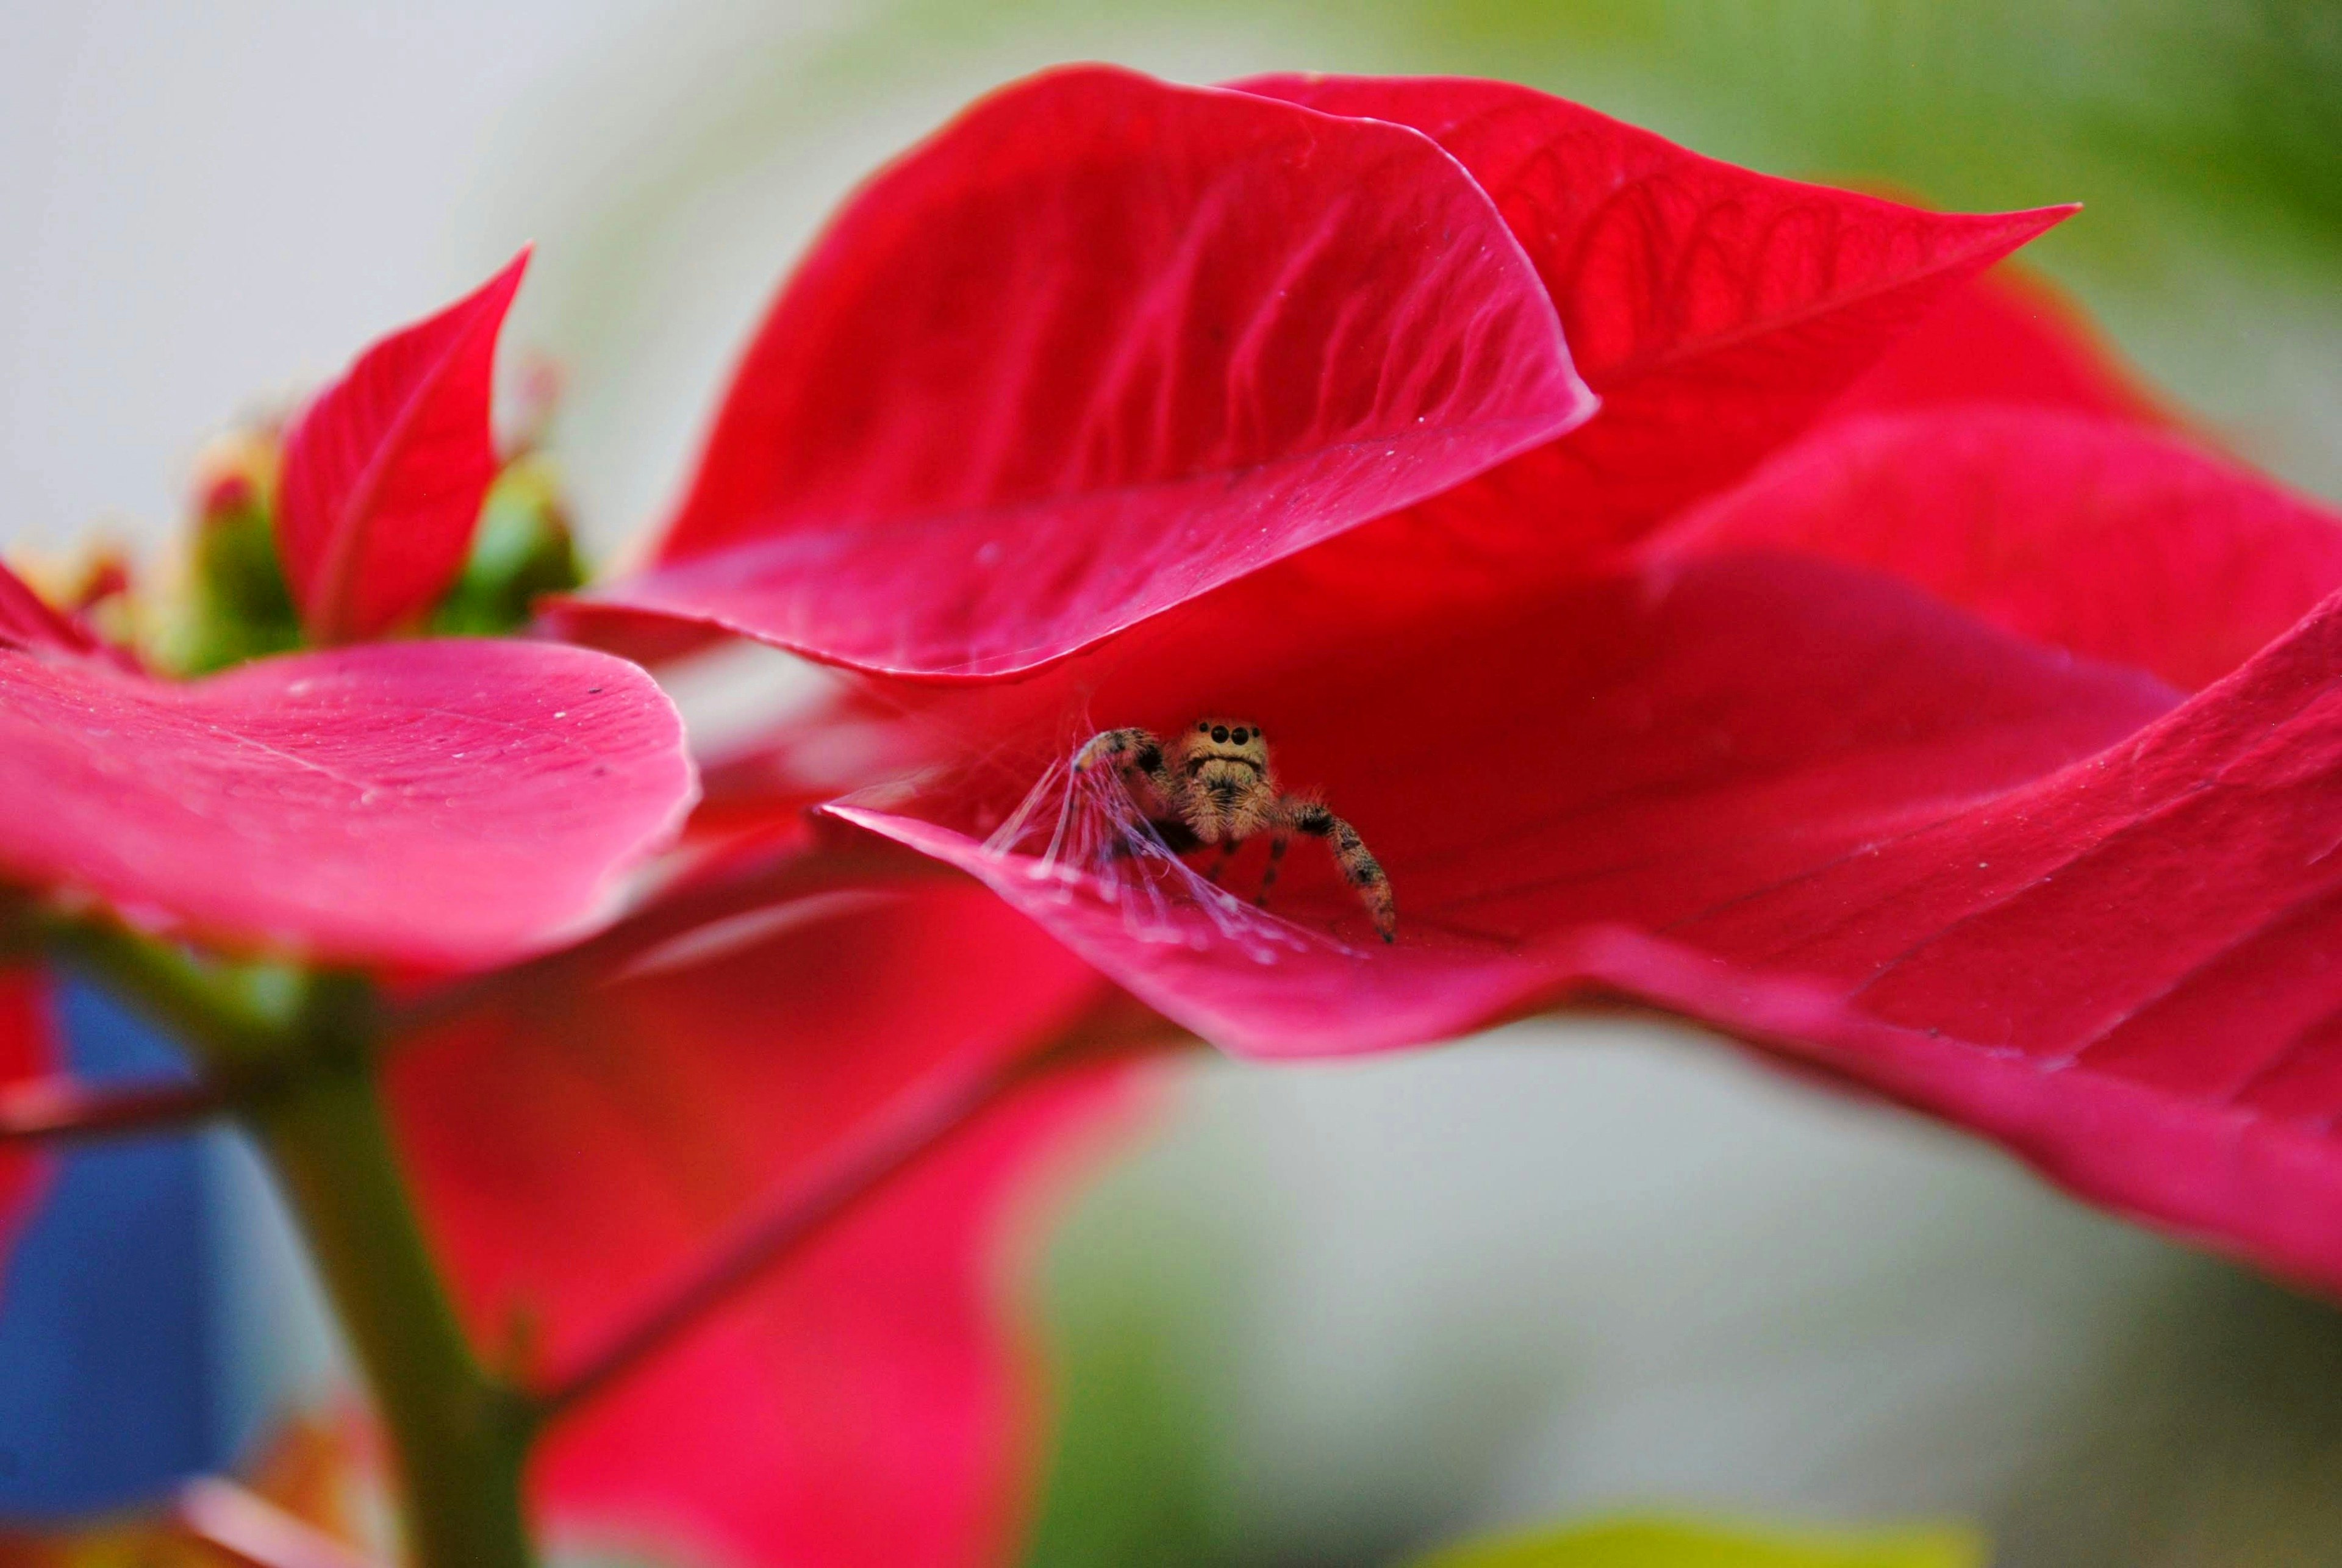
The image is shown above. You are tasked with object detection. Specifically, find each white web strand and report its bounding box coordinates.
[979,737,1356,964]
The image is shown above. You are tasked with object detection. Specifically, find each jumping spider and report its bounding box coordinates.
[1073,718,1395,943]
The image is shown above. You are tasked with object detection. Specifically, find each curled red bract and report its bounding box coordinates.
[564,65,1597,678]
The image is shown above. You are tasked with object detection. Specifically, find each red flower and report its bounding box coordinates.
[585,67,2342,1306]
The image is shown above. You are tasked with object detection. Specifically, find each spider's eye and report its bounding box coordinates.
[1211,725,1229,743]
[1231,728,1249,745]
[1197,722,1209,732]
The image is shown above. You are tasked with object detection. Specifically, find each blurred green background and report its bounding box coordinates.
[8,4,2341,1565]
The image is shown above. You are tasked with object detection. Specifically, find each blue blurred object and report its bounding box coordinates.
[0,975,228,1516]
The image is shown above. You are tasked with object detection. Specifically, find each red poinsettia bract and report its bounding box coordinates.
[276,249,531,644]
[390,882,1130,1567]
[0,618,689,966]
[589,67,2342,1303]
[561,65,1599,675]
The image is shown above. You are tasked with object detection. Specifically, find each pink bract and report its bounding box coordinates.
[0,614,693,967]
[276,251,528,643]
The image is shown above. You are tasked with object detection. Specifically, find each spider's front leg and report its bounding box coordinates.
[1075,726,1199,864]
[1267,797,1397,943]
[1073,726,1176,805]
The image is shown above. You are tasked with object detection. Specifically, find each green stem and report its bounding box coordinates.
[245,1040,539,1568]
[41,920,539,1568]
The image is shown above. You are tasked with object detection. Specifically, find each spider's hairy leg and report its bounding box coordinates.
[1094,817,1203,867]
[1100,819,1199,865]
[1258,831,1290,904]
[1073,726,1175,804]
[1150,818,1204,856]
[1284,798,1397,943]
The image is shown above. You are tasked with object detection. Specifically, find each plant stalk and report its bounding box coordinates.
[41,914,1182,1565]
[244,1044,538,1568]
[39,920,537,1566]
[0,1075,221,1141]
[537,1004,1188,1419]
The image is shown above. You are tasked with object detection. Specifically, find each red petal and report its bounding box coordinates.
[1654,409,2342,692]
[1824,266,2173,428]
[390,883,1123,1567]
[0,560,99,658]
[567,65,1591,678]
[0,640,691,965]
[1234,74,2072,565]
[276,251,529,643]
[828,551,2342,1295]
[828,556,2176,1055]
[0,968,57,1276]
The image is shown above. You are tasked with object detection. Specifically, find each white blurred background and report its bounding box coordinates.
[9,4,2342,1565]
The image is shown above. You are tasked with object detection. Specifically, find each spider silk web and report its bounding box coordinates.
[976,720,1359,965]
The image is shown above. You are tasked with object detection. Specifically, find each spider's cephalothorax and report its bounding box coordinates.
[1073,718,1395,943]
